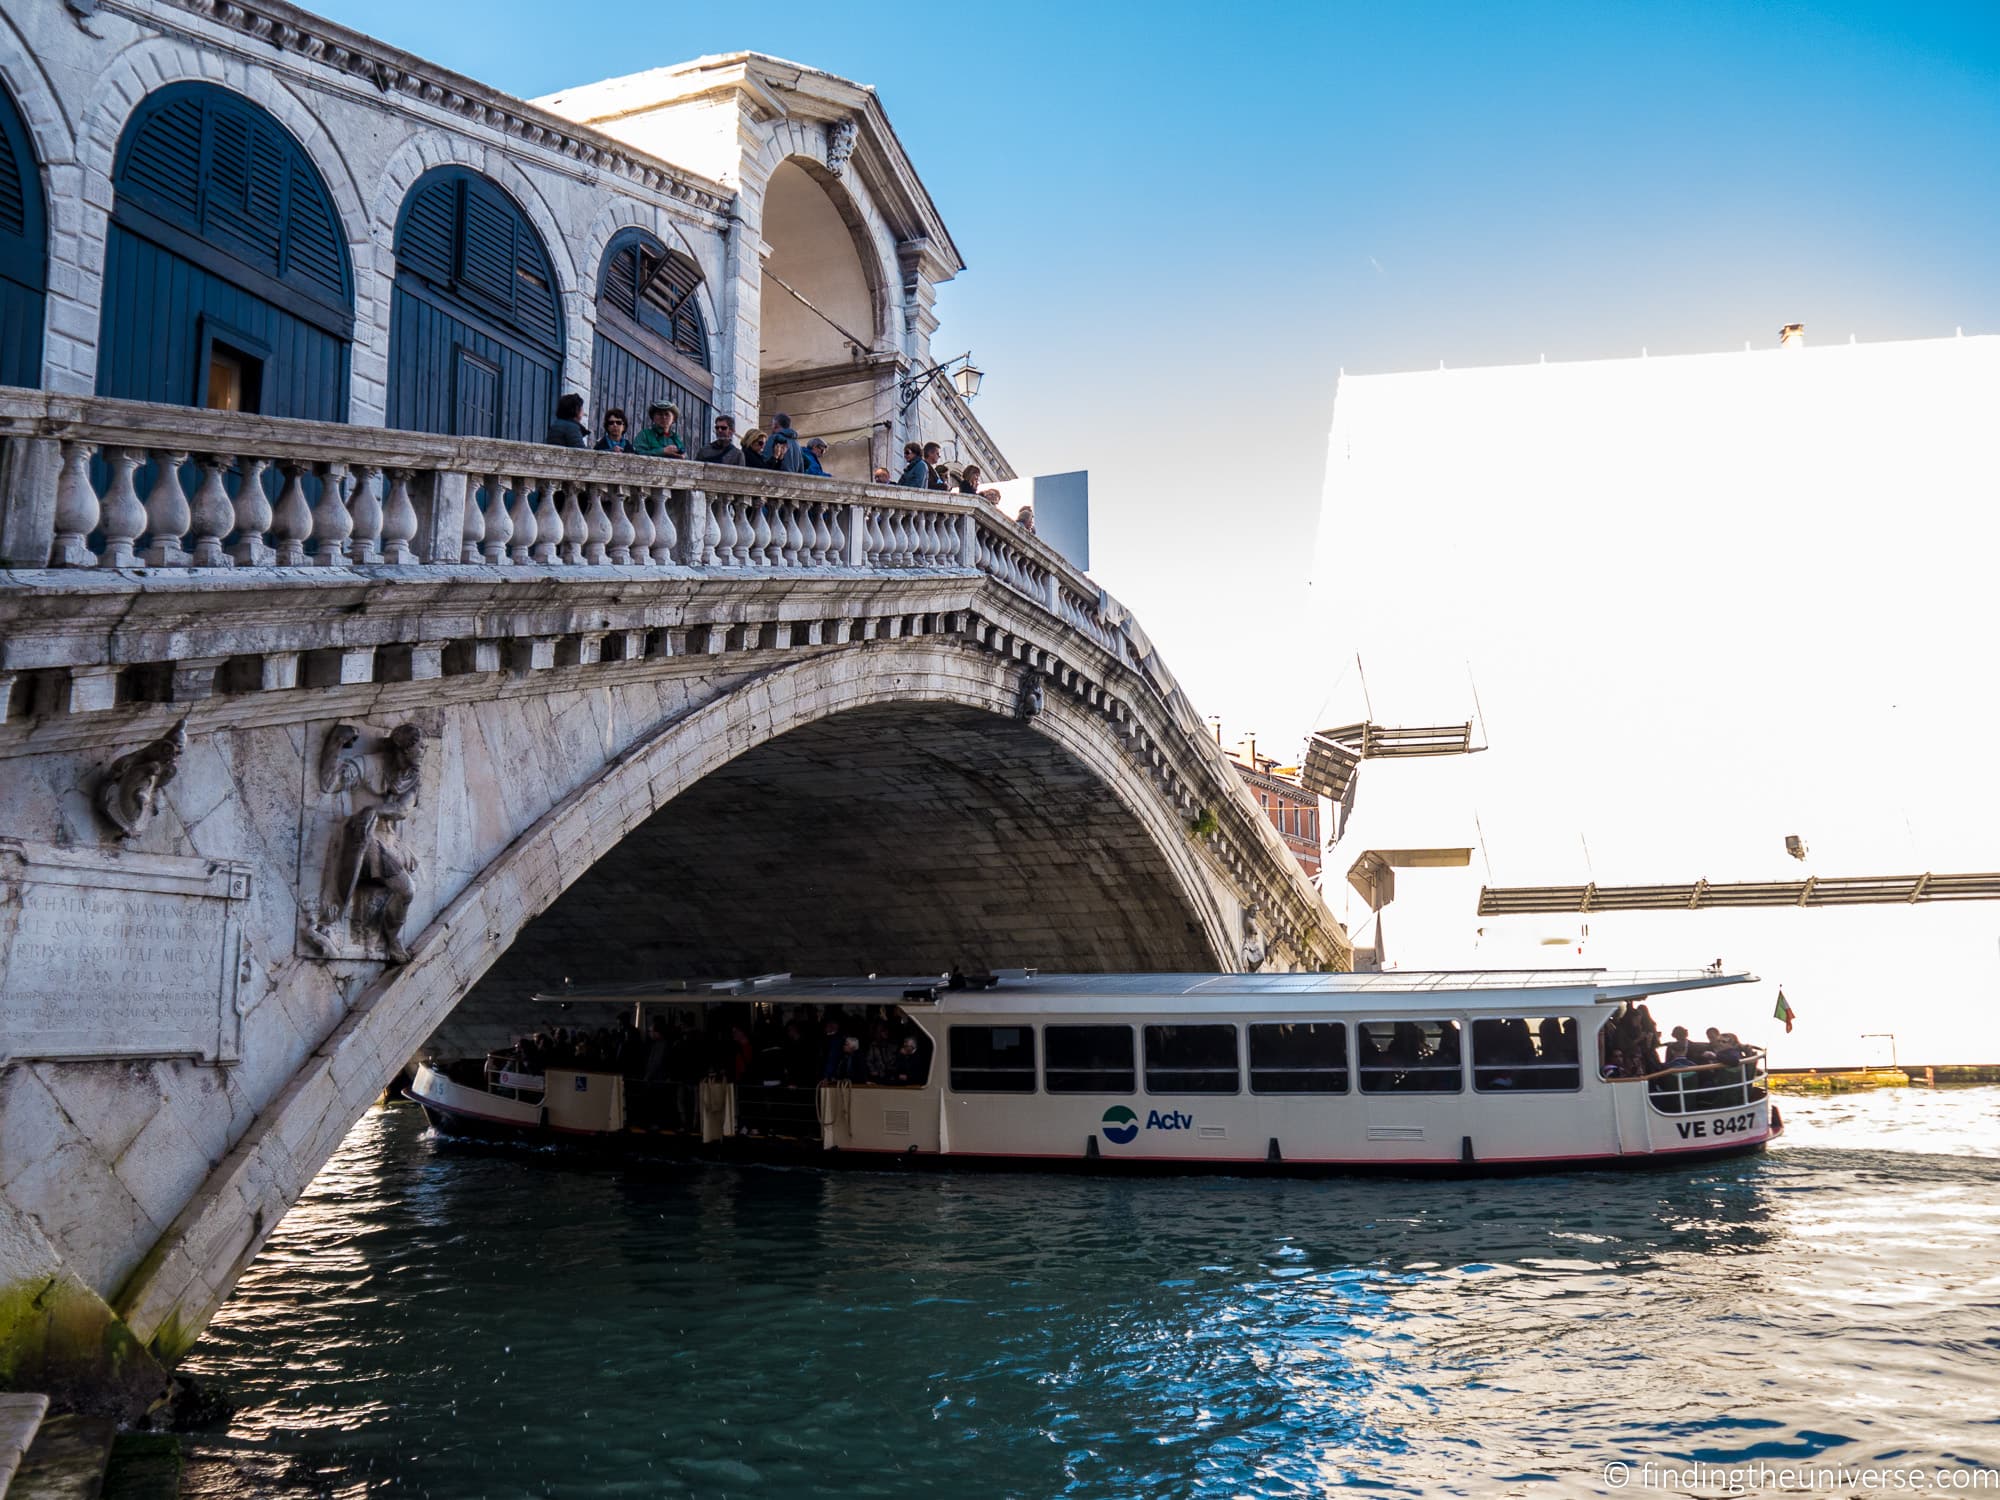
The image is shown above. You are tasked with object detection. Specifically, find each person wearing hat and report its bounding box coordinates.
[634,400,687,458]
[802,437,829,476]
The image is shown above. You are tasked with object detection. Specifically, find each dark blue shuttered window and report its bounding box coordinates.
[0,81,48,388]
[387,167,563,442]
[99,83,352,419]
[592,228,711,447]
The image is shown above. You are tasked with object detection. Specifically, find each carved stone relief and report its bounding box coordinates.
[298,718,437,964]
[93,719,188,840]
[825,118,859,177]
[1240,906,1267,972]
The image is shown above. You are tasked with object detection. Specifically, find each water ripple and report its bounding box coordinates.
[181,1088,2000,1497]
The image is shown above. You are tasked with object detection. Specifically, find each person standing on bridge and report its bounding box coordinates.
[634,400,687,458]
[898,441,929,488]
[545,393,589,448]
[696,414,744,465]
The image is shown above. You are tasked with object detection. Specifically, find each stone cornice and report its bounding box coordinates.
[122,0,738,219]
[543,52,963,277]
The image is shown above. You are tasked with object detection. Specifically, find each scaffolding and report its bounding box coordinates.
[1478,871,2000,915]
[1300,721,1484,840]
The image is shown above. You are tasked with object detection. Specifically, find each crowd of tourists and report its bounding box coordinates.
[1599,1002,1759,1080]
[543,395,1032,529]
[499,1003,933,1095]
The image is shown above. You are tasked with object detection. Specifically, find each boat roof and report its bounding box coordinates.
[533,968,1757,1015]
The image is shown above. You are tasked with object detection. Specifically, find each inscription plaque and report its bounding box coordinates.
[0,838,252,1065]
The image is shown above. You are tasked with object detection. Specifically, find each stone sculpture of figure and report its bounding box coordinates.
[309,721,427,962]
[334,801,417,963]
[95,719,187,839]
[1241,908,1268,972]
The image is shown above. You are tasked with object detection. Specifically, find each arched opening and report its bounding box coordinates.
[387,167,564,442]
[99,82,352,419]
[0,79,45,388]
[592,227,712,452]
[428,701,1217,1057]
[759,158,884,479]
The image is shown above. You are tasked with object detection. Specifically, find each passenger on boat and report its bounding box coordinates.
[826,1035,866,1082]
[864,1022,898,1083]
[888,1035,926,1086]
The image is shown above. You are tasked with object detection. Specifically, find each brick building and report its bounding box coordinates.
[1219,728,1322,881]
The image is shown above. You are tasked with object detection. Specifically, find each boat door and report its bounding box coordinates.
[1354,1018,1467,1164]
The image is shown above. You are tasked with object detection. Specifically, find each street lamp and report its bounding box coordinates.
[900,351,982,411]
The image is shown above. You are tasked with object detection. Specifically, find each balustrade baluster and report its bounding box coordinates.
[559,485,586,564]
[895,511,915,566]
[533,481,564,564]
[50,440,100,567]
[99,449,147,567]
[712,496,737,565]
[749,500,773,565]
[864,508,884,566]
[271,463,313,566]
[808,503,832,565]
[648,487,675,563]
[607,486,635,564]
[509,475,538,565]
[347,465,384,566]
[480,473,513,565]
[582,485,612,564]
[629,484,656,564]
[780,502,803,566]
[460,474,487,563]
[229,457,274,567]
[380,469,418,565]
[141,450,192,567]
[188,455,236,567]
[310,461,354,566]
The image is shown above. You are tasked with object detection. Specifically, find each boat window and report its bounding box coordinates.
[1471,1016,1581,1092]
[1248,1022,1348,1094]
[1144,1024,1239,1094]
[1356,1020,1462,1094]
[948,1025,1036,1093]
[1043,1024,1136,1094]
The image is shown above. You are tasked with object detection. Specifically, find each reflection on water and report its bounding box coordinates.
[181,1089,2000,1498]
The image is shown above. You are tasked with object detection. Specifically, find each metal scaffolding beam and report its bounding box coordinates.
[1478,871,2000,915]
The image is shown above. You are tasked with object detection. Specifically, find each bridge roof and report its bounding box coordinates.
[535,968,1755,1014]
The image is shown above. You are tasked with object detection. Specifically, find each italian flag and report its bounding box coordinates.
[1774,991,1796,1033]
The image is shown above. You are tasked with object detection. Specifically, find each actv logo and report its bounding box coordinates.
[1100,1106,1140,1144]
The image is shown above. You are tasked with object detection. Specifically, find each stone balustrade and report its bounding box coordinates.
[0,388,1007,579]
[0,385,1189,704]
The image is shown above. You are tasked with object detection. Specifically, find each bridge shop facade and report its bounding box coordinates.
[0,0,1008,480]
[0,0,1345,1422]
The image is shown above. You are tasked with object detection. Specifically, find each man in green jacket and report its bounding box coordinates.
[634,400,687,458]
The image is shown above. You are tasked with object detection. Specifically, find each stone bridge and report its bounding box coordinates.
[0,390,1348,1413]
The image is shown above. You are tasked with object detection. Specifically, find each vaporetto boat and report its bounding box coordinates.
[406,967,1781,1174]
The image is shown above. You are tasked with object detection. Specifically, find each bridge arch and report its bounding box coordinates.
[114,635,1236,1356]
[758,154,891,478]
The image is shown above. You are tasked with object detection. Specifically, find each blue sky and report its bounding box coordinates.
[317,0,1999,742]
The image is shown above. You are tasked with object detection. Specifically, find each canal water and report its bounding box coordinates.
[179,1088,2000,1498]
